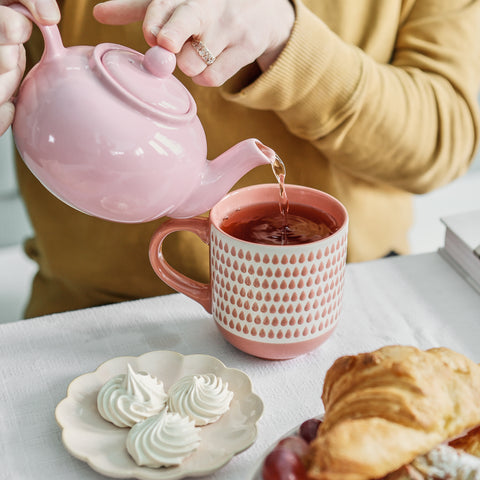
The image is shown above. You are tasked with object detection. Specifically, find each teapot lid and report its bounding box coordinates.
[93,44,197,123]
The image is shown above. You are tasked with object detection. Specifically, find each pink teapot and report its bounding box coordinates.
[11,4,275,223]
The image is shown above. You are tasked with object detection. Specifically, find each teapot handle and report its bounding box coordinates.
[149,217,212,313]
[9,3,65,60]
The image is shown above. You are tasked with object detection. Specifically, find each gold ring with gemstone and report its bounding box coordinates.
[191,38,216,66]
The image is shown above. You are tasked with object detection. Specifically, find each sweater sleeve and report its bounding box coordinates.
[221,0,480,194]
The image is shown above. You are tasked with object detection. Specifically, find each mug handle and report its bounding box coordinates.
[149,217,212,313]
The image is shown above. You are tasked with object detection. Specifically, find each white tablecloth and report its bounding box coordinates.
[1,252,480,480]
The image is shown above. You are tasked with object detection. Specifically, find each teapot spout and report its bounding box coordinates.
[170,139,275,218]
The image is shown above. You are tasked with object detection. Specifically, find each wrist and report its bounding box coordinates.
[257,0,295,71]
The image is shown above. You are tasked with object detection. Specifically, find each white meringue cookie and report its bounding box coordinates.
[167,373,233,426]
[126,409,201,468]
[97,364,167,427]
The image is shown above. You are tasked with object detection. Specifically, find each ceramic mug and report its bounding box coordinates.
[149,184,349,360]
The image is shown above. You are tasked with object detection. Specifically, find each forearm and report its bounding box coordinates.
[222,0,480,194]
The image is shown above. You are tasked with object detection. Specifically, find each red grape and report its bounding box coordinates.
[276,436,309,461]
[299,418,322,444]
[262,449,308,480]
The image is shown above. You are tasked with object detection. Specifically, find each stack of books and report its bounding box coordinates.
[438,209,480,294]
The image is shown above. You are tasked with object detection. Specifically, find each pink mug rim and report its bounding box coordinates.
[209,183,348,246]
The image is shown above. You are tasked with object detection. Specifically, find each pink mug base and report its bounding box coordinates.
[216,324,336,360]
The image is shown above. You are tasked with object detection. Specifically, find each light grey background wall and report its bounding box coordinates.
[0,128,33,247]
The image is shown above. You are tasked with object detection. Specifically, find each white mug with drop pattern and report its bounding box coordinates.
[149,184,349,360]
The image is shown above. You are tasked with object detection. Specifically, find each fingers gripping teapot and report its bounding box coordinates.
[11,5,276,223]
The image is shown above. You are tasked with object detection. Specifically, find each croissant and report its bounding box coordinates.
[449,426,480,457]
[307,345,480,480]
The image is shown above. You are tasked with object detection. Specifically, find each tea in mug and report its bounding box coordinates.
[220,202,339,246]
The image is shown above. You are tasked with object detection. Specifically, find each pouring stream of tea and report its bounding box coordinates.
[220,152,338,246]
[271,154,289,244]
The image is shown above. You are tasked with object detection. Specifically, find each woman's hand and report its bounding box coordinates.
[0,0,60,136]
[94,0,295,87]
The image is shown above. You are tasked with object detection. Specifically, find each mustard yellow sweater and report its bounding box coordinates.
[17,0,480,317]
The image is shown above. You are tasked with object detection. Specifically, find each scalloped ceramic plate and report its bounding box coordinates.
[55,351,264,479]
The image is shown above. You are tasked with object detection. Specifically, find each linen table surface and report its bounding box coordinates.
[1,252,479,480]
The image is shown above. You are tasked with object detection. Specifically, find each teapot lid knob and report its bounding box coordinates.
[143,46,176,78]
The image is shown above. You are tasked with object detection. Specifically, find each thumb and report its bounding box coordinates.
[13,0,61,24]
